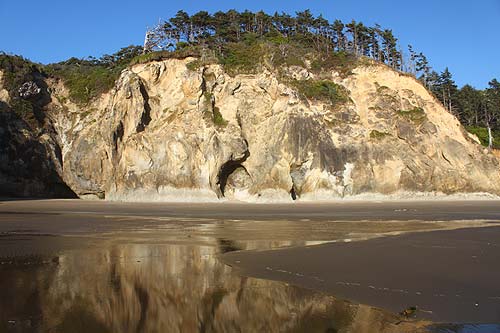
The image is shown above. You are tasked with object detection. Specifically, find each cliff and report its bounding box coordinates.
[1,57,499,201]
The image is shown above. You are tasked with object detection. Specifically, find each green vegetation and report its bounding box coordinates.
[47,63,120,104]
[213,107,227,127]
[411,64,500,143]
[218,39,266,75]
[310,51,358,77]
[0,53,42,118]
[129,50,172,66]
[0,53,42,93]
[45,45,142,105]
[465,126,500,149]
[291,79,350,108]
[9,99,33,116]
[140,10,393,78]
[186,59,205,71]
[129,47,201,66]
[370,130,391,139]
[145,10,405,71]
[397,107,426,124]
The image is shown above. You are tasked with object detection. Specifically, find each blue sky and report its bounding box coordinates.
[1,0,499,88]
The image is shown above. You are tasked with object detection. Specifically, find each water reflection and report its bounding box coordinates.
[1,237,415,333]
[2,214,496,333]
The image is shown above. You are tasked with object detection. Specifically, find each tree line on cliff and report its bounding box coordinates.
[141,9,498,146]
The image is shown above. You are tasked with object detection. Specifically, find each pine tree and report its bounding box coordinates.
[437,68,458,114]
[170,10,191,43]
[331,20,345,51]
[456,85,482,126]
[415,53,431,87]
[484,79,500,147]
[345,20,358,55]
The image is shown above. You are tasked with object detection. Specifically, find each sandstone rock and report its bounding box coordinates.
[2,60,500,201]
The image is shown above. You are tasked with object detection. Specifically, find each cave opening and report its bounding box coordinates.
[216,150,250,197]
[290,185,297,200]
[217,162,248,197]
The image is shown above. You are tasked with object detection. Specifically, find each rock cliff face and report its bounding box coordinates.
[0,70,76,198]
[1,58,499,200]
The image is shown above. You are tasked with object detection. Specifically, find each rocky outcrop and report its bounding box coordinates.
[1,58,500,201]
[0,70,76,198]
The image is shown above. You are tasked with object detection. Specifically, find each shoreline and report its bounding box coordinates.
[222,226,500,324]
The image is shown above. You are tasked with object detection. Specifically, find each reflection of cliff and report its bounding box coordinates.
[1,242,425,333]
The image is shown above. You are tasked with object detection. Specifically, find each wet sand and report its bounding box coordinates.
[1,199,500,331]
[1,199,500,224]
[223,226,500,324]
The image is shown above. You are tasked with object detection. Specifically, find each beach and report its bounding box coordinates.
[0,199,499,332]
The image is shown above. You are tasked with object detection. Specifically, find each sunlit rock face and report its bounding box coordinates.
[2,58,500,200]
[0,240,422,333]
[59,59,500,200]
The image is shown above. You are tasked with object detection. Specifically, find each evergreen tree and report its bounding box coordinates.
[456,85,482,125]
[331,20,346,51]
[484,79,500,147]
[381,29,398,68]
[345,20,359,55]
[296,10,314,34]
[170,10,191,43]
[437,68,458,114]
[415,53,431,87]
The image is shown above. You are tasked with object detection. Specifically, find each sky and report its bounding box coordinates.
[1,0,499,88]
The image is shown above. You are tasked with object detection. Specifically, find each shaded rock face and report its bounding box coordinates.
[1,59,500,200]
[0,71,76,198]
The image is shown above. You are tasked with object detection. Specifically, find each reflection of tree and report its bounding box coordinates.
[1,243,419,333]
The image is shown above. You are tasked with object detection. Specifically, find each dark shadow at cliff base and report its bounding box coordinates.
[0,101,78,199]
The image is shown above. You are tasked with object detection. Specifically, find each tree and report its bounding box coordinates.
[191,11,211,41]
[456,85,482,126]
[345,20,359,55]
[435,68,458,114]
[170,10,191,43]
[331,20,345,51]
[296,10,314,34]
[381,29,398,68]
[414,52,431,87]
[484,79,500,147]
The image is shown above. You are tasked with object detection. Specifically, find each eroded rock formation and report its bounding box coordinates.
[1,58,499,200]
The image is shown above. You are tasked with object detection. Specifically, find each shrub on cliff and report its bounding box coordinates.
[45,45,142,105]
[465,126,500,149]
[291,79,350,108]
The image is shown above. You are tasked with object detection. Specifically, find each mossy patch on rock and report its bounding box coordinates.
[291,79,350,109]
[370,130,391,139]
[213,107,228,127]
[397,107,426,124]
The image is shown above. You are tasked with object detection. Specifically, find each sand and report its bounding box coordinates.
[1,199,499,330]
[223,226,500,323]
